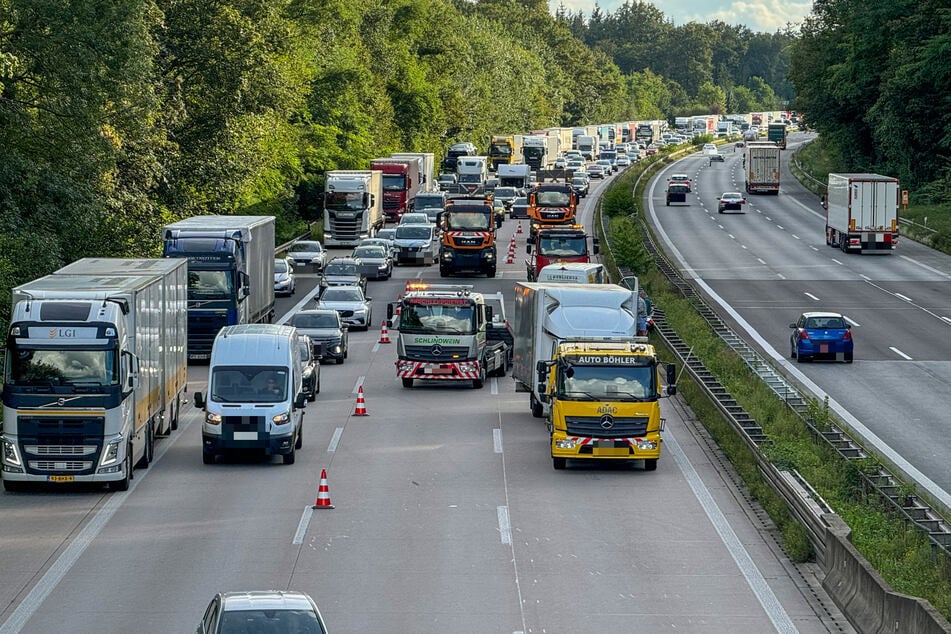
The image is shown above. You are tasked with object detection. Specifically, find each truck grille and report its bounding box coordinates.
[404,345,470,362]
[26,445,97,456]
[564,416,649,437]
[29,460,92,472]
[17,415,106,475]
[328,216,362,241]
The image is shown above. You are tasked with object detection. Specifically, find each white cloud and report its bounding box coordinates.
[549,0,812,32]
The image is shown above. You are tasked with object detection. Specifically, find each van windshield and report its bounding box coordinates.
[210,366,289,403]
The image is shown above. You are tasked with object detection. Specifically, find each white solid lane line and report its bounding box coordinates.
[890,346,913,360]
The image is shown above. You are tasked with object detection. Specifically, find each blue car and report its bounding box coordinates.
[789,312,853,363]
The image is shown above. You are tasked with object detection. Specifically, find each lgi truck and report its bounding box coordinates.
[744,142,781,195]
[323,170,384,247]
[162,215,275,360]
[1,259,188,491]
[824,173,900,254]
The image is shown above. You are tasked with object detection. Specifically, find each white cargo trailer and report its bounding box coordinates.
[825,173,900,254]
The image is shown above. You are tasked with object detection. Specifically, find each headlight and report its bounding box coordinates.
[378,264,388,270]
[205,412,222,425]
[555,438,579,449]
[100,439,122,467]
[272,411,291,425]
[2,438,23,468]
[636,439,658,450]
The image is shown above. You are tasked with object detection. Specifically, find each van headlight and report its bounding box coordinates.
[272,411,291,425]
[205,412,222,425]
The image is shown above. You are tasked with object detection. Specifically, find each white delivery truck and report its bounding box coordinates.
[390,152,436,194]
[536,262,606,284]
[2,260,188,491]
[456,156,489,195]
[323,170,384,247]
[824,173,900,254]
[497,164,532,189]
[512,283,638,418]
[744,141,781,194]
[194,324,307,465]
[576,135,598,161]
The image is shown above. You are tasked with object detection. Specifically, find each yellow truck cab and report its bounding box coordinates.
[537,337,676,471]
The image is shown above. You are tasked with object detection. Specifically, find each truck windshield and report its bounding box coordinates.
[457,174,482,184]
[489,143,511,157]
[187,270,233,300]
[557,365,655,401]
[539,235,586,257]
[210,366,288,403]
[381,174,406,191]
[399,301,475,334]
[445,211,491,230]
[326,192,365,211]
[523,148,542,159]
[536,191,570,207]
[7,347,118,388]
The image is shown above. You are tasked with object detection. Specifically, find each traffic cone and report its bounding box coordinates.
[378,320,391,344]
[312,468,334,509]
[353,385,368,416]
[516,221,523,234]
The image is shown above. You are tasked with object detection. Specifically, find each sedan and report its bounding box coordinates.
[709,152,725,163]
[273,257,296,297]
[717,192,746,213]
[790,312,853,363]
[286,240,327,271]
[571,176,589,197]
[320,257,367,293]
[317,285,373,330]
[587,164,605,179]
[595,159,614,175]
[615,155,631,167]
[554,157,567,169]
[198,591,328,634]
[351,244,392,280]
[297,335,320,401]
[290,309,349,364]
[510,196,530,219]
[399,212,432,226]
[566,159,585,171]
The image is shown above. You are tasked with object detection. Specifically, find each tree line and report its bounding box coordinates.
[0,0,793,330]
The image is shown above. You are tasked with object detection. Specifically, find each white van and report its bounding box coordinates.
[536,262,606,285]
[195,324,306,465]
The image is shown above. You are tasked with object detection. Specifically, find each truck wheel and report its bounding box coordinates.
[553,457,566,470]
[171,398,180,432]
[3,480,30,492]
[472,363,486,389]
[402,378,414,388]
[665,200,670,206]
[439,266,449,277]
[643,458,658,471]
[530,394,543,418]
[283,446,296,465]
[486,267,496,279]
[114,447,133,491]
[136,422,153,469]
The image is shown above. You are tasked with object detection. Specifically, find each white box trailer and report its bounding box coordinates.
[2,262,188,491]
[825,173,899,254]
[390,152,436,193]
[512,283,638,417]
[744,142,781,194]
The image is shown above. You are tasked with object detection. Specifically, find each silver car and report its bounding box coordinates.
[273,257,296,297]
[198,591,328,633]
[319,257,367,293]
[286,240,327,271]
[393,223,437,265]
[317,285,373,330]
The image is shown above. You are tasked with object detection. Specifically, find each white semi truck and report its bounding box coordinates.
[456,156,489,195]
[389,152,436,194]
[744,141,782,194]
[512,283,638,418]
[322,170,384,247]
[824,173,900,254]
[1,259,188,491]
[523,135,559,171]
[497,164,532,189]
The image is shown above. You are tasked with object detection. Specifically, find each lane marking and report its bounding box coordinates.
[860,274,871,281]
[899,255,951,281]
[942,316,951,325]
[804,292,820,301]
[493,429,503,453]
[890,346,912,360]
[894,293,913,302]
[776,225,785,230]
[791,234,801,240]
[352,376,365,394]
[741,245,748,250]
[831,258,843,265]
[497,506,512,545]
[665,429,797,633]
[328,427,344,452]
[372,341,380,353]
[293,507,313,545]
[728,234,735,240]
[844,316,861,327]
[776,273,786,280]
[491,377,499,395]
[757,258,767,265]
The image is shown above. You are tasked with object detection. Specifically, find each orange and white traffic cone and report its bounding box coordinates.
[379,320,391,344]
[516,221,523,234]
[312,468,334,509]
[353,385,368,416]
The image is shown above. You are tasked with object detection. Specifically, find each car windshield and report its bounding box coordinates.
[401,215,429,224]
[274,259,289,273]
[723,193,743,200]
[353,247,384,259]
[557,364,655,402]
[210,366,288,404]
[804,316,847,329]
[325,263,356,276]
[322,288,363,302]
[292,312,340,329]
[377,229,396,240]
[396,225,432,239]
[494,188,517,198]
[399,300,476,334]
[293,241,321,254]
[513,197,527,206]
[219,609,324,633]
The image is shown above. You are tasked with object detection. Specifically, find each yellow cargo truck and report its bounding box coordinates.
[536,337,676,471]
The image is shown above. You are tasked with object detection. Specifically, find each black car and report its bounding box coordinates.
[510,196,530,219]
[290,309,349,364]
[319,257,367,293]
[570,176,589,197]
[297,335,320,401]
[666,184,690,206]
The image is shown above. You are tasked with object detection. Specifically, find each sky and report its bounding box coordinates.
[552,0,813,33]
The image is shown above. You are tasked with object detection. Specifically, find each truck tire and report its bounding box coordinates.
[553,457,566,470]
[136,422,153,469]
[472,362,486,389]
[530,394,543,418]
[171,397,180,432]
[283,446,296,465]
[439,266,449,277]
[402,378,414,388]
[3,480,30,492]
[114,447,133,491]
[486,267,496,279]
[643,458,658,471]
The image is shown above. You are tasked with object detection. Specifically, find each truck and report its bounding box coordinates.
[691,115,717,136]
[527,182,578,235]
[744,142,782,195]
[322,170,384,247]
[523,135,559,171]
[369,157,422,222]
[537,262,606,284]
[767,123,787,149]
[512,283,641,419]
[824,173,900,254]
[390,283,509,389]
[525,225,599,281]
[543,128,574,157]
[635,123,656,145]
[389,152,436,194]
[497,163,532,189]
[571,127,585,149]
[163,215,275,360]
[1,259,188,491]
[488,135,523,170]
[537,337,676,470]
[716,120,735,137]
[673,117,691,134]
[456,155,489,195]
[438,195,498,277]
[576,135,598,161]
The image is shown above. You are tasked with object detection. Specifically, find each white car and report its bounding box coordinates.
[554,157,567,169]
[399,212,432,226]
[317,285,373,330]
[615,155,631,167]
[273,257,296,297]
[286,240,328,270]
[595,159,614,175]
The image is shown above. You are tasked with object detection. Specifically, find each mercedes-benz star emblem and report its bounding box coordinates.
[431,344,443,356]
[600,415,614,429]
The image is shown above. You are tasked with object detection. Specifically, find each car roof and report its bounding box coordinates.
[291,241,321,249]
[721,192,743,197]
[322,285,364,293]
[220,591,316,612]
[295,308,338,316]
[801,311,844,319]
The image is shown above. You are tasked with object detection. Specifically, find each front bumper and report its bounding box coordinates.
[550,432,662,461]
[203,431,296,457]
[396,360,481,381]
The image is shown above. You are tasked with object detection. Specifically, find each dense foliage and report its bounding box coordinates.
[789,0,951,197]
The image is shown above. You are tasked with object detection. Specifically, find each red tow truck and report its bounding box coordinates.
[525,225,599,281]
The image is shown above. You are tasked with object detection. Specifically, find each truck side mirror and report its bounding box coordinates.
[239,271,251,298]
[593,238,600,255]
[485,306,493,323]
[387,303,394,319]
[666,364,677,396]
[525,243,531,254]
[538,390,549,403]
[194,392,205,408]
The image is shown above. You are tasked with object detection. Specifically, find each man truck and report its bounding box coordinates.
[744,142,781,195]
[438,196,497,277]
[390,283,509,389]
[1,259,188,491]
[323,170,384,247]
[824,173,900,254]
[527,182,578,236]
[162,215,275,360]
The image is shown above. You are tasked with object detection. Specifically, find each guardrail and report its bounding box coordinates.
[599,154,951,633]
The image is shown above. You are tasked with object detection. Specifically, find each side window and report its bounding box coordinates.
[201,597,219,632]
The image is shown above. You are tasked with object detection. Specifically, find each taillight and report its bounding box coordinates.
[798,329,810,340]
[843,329,852,341]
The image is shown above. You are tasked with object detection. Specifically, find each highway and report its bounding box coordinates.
[0,172,849,632]
[647,132,951,509]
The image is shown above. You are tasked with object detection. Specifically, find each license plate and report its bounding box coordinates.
[820,344,829,353]
[48,475,74,483]
[426,367,452,375]
[233,431,258,441]
[595,440,616,448]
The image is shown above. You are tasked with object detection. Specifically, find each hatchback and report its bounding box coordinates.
[789,312,853,363]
